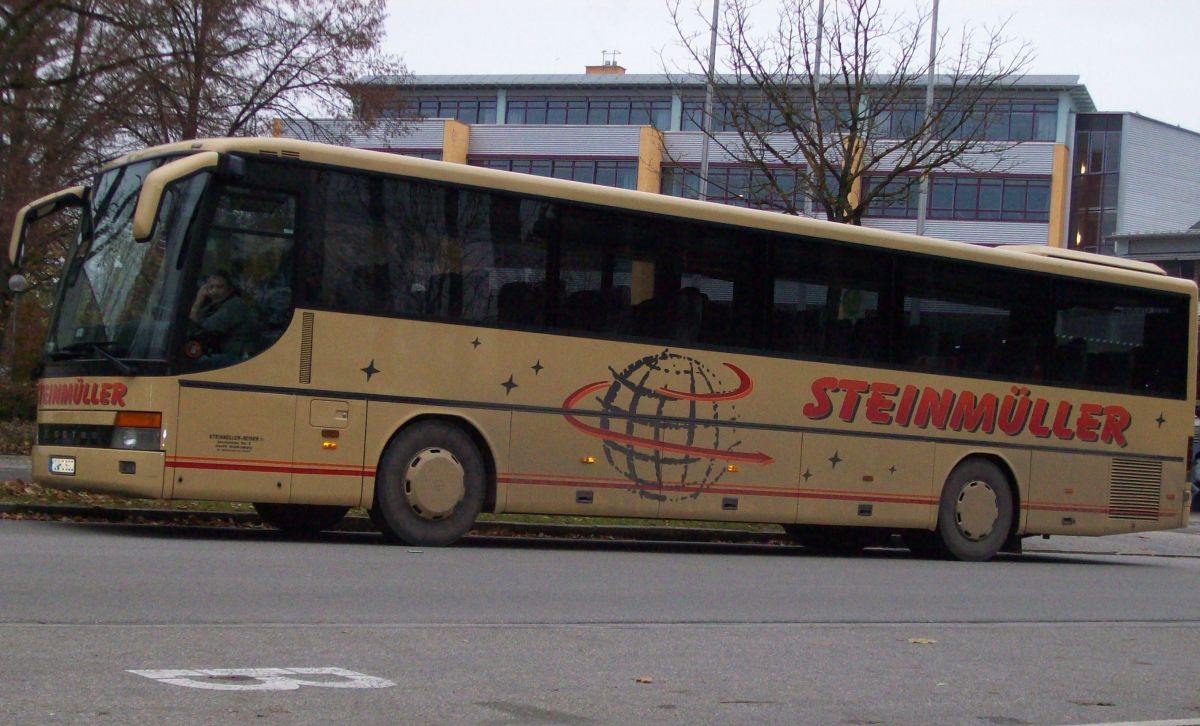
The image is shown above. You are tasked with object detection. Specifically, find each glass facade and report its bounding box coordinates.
[1069,114,1122,254]
[865,176,921,218]
[470,157,638,189]
[505,96,670,127]
[930,176,1051,222]
[663,167,1051,224]
[661,165,804,212]
[411,97,497,124]
[684,98,1058,141]
[680,99,786,132]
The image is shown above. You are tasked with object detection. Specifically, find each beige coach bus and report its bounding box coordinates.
[9,138,1196,561]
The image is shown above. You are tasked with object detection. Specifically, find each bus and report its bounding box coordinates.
[9,137,1196,561]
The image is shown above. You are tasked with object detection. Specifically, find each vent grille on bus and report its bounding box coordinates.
[299,312,314,384]
[1108,459,1162,521]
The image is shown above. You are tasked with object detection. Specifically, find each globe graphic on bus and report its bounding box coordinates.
[562,350,770,502]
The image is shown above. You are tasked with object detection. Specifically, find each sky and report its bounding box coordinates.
[384,0,1200,133]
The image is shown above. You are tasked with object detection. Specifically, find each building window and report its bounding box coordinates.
[410,97,497,124]
[942,101,1058,142]
[1069,114,1122,254]
[876,102,924,139]
[681,99,787,132]
[470,157,638,189]
[504,96,671,127]
[684,98,1057,141]
[864,176,921,219]
[930,176,1050,222]
[661,165,805,212]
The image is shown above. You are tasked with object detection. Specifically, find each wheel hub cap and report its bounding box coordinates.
[404,448,465,519]
[955,480,999,541]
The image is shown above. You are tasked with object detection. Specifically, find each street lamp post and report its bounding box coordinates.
[5,273,28,380]
[914,0,939,238]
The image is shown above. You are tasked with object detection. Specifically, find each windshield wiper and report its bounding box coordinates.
[51,341,135,375]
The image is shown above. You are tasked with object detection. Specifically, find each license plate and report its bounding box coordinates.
[49,456,76,475]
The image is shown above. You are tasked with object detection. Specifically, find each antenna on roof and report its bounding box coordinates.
[601,50,622,67]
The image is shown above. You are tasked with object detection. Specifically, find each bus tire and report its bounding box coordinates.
[935,459,1014,562]
[253,503,348,536]
[374,420,486,546]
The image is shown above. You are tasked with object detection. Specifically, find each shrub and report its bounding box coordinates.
[0,382,36,421]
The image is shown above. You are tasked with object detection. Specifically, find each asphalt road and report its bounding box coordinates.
[3,519,1199,725]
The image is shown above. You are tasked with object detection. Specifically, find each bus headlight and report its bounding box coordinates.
[111,411,162,451]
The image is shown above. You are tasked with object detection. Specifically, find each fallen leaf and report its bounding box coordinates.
[908,638,937,645]
[634,677,654,684]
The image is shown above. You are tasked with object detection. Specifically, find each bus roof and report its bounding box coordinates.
[1003,245,1166,275]
[107,138,1196,297]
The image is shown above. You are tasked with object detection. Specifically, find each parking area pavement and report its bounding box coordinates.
[1024,514,1200,558]
[3,452,1199,557]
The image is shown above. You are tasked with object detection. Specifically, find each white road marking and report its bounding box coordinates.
[127,667,395,691]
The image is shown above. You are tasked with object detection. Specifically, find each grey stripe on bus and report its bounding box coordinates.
[177,378,1183,465]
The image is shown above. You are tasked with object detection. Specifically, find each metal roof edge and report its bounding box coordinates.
[1003,244,1166,275]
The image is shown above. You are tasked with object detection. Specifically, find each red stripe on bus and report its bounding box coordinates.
[168,459,374,477]
[499,474,937,505]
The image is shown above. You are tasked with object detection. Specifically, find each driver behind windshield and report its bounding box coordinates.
[188,271,259,361]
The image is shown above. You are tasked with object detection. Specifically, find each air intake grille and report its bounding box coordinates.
[1109,459,1162,521]
[299,312,314,384]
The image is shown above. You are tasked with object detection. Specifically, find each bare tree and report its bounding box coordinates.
[116,0,407,145]
[666,0,1032,224]
[0,2,138,379]
[0,0,406,379]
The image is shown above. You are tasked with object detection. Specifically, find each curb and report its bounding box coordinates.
[4,503,1197,556]
[0,503,784,545]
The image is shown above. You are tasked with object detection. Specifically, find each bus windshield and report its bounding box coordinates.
[47,157,209,367]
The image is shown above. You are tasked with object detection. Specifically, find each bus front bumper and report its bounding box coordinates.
[32,445,166,499]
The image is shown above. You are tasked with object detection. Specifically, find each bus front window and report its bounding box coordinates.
[46,159,209,369]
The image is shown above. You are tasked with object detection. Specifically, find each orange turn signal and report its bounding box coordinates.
[114,411,162,429]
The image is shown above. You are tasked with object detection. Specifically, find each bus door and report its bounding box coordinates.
[171,172,307,503]
[171,385,295,504]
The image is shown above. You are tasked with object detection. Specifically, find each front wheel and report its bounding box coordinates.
[936,459,1014,562]
[373,420,486,546]
[253,503,349,536]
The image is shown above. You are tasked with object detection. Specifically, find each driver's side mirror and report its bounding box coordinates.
[8,186,87,267]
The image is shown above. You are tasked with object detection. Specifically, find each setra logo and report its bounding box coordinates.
[37,379,128,407]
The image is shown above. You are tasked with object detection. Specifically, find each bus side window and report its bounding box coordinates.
[556,205,641,337]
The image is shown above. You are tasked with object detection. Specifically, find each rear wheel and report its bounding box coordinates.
[935,459,1014,562]
[374,420,486,546]
[252,503,348,536]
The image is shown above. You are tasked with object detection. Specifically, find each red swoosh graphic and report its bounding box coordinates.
[657,362,753,401]
[561,376,774,465]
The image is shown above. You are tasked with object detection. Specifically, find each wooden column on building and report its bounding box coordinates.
[1047,143,1070,248]
[636,127,664,194]
[442,120,470,164]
